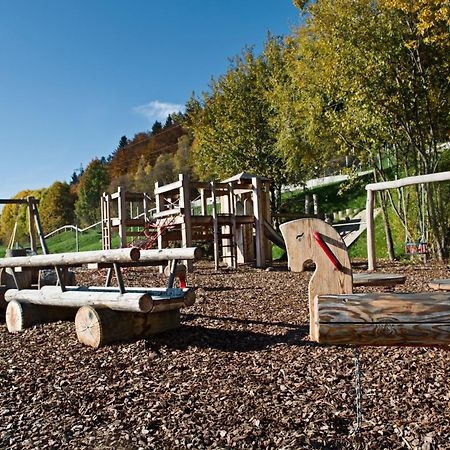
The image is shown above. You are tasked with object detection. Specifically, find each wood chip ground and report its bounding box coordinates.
[0,260,449,449]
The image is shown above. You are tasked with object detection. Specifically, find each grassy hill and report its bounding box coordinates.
[0,174,410,262]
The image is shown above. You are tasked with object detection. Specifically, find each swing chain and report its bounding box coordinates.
[352,347,362,434]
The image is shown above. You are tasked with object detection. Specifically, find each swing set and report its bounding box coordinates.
[366,171,450,270]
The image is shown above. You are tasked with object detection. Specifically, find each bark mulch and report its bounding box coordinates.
[0,260,448,449]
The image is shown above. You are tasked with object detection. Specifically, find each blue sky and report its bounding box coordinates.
[0,0,300,199]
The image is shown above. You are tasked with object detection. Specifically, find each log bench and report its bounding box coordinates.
[280,218,450,346]
[0,247,201,348]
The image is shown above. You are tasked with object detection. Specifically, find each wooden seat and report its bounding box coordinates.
[353,272,406,287]
[429,279,450,291]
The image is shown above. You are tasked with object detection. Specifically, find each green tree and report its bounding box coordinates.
[75,159,110,225]
[185,36,294,210]
[39,182,76,233]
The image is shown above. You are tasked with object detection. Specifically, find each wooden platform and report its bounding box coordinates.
[429,279,450,291]
[353,272,406,287]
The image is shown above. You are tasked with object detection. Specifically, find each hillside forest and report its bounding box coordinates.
[1,0,449,259]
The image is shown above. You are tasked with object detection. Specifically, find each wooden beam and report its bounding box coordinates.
[313,292,450,345]
[366,170,450,192]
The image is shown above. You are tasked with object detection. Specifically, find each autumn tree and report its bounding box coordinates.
[75,159,110,225]
[39,182,76,233]
[290,0,450,257]
[0,189,44,247]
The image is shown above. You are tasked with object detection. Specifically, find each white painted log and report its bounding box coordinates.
[6,300,76,332]
[75,307,181,348]
[5,286,152,313]
[0,248,141,269]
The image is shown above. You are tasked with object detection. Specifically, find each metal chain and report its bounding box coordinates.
[352,347,362,434]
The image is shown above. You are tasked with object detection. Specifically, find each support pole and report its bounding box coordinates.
[366,189,376,271]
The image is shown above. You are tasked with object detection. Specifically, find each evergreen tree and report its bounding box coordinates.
[151,121,163,135]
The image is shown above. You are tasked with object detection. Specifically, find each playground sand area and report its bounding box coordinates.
[0,261,449,449]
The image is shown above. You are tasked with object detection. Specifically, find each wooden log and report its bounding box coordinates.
[429,279,450,291]
[313,292,450,345]
[5,286,153,313]
[75,307,181,348]
[0,248,140,269]
[353,272,406,287]
[6,300,76,332]
[140,247,202,262]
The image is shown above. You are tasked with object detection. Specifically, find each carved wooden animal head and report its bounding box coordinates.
[280,218,353,340]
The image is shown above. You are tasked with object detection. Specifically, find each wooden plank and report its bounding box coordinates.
[429,279,450,291]
[313,292,450,345]
[353,272,406,287]
[315,323,450,346]
[153,208,182,219]
[154,180,183,195]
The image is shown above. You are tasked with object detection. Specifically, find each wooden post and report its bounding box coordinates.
[313,194,319,216]
[304,194,311,215]
[179,174,193,272]
[211,182,220,270]
[27,197,37,253]
[200,188,208,216]
[252,177,266,268]
[75,307,181,349]
[118,187,127,248]
[366,189,376,271]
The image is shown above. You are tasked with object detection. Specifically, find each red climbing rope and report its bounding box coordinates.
[313,231,343,272]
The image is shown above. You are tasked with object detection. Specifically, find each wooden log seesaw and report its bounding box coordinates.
[1,247,201,348]
[280,218,450,346]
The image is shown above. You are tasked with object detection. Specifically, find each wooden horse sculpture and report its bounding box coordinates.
[280,218,450,346]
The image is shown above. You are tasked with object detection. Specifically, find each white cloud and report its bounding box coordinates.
[133,100,184,122]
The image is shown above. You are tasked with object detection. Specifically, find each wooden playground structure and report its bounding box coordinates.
[101,173,286,270]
